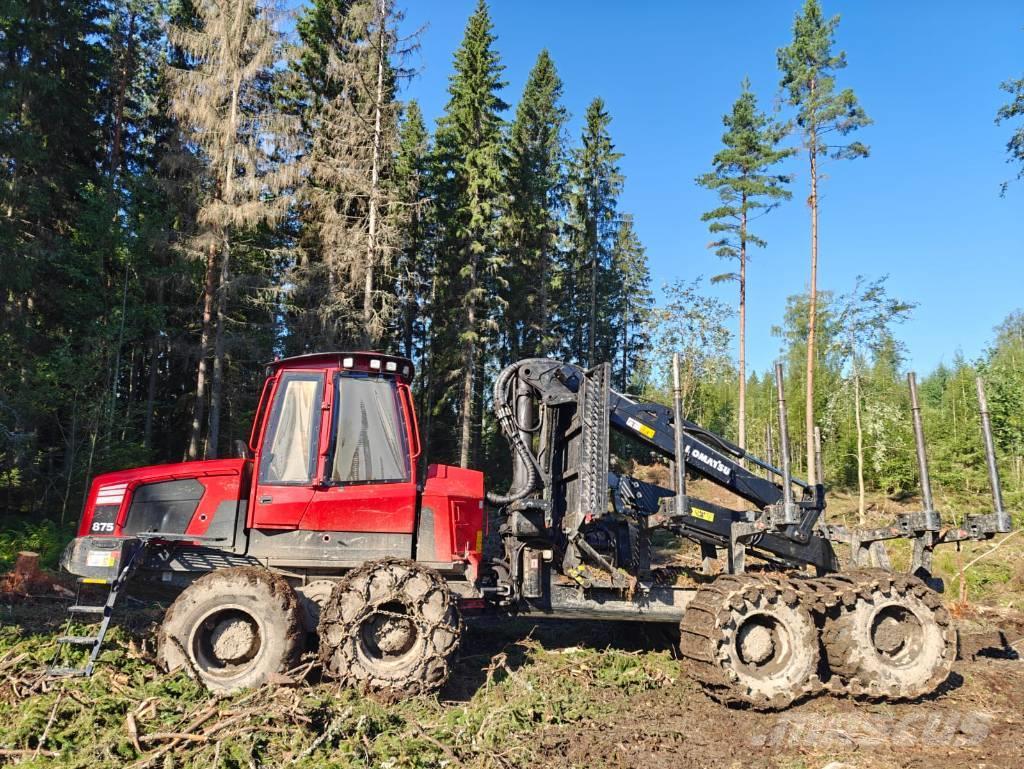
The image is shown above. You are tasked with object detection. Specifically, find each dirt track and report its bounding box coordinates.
[453,615,1024,769]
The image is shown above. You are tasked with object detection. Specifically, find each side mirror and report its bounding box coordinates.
[234,440,252,459]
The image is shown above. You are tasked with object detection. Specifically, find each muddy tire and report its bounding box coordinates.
[822,570,955,699]
[318,558,462,697]
[679,575,820,710]
[157,567,303,693]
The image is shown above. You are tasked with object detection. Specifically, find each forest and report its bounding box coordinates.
[2,0,1024,547]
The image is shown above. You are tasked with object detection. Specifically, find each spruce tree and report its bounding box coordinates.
[432,0,508,468]
[298,0,411,347]
[609,214,652,391]
[167,0,298,459]
[778,0,871,484]
[562,97,622,367]
[697,79,793,451]
[393,100,431,362]
[501,49,567,361]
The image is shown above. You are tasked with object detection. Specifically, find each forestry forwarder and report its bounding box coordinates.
[53,351,1013,709]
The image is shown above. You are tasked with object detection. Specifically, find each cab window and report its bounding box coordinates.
[331,376,409,484]
[259,372,323,484]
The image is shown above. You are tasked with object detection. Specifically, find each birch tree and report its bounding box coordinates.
[834,276,914,522]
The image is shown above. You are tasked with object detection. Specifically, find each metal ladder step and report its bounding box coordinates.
[68,605,106,615]
[56,635,99,646]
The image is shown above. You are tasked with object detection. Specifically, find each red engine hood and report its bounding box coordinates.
[90,458,249,486]
[79,459,251,537]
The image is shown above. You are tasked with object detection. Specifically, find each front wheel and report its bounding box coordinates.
[157,567,303,692]
[318,558,462,697]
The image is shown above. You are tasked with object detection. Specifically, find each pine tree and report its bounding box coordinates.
[167,0,297,459]
[697,79,793,451]
[997,68,1024,194]
[609,214,652,391]
[561,97,623,366]
[778,0,871,484]
[501,49,567,361]
[432,0,508,468]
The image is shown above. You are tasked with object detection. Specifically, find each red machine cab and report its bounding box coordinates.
[66,352,485,587]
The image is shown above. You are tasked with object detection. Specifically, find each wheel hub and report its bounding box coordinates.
[873,614,906,654]
[738,621,776,666]
[209,616,258,663]
[365,610,416,657]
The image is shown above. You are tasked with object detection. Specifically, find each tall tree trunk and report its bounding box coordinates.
[587,247,597,367]
[459,250,477,468]
[363,0,387,347]
[805,138,819,485]
[208,237,230,459]
[143,279,165,451]
[854,369,866,524]
[739,205,747,451]
[187,243,217,460]
[208,70,242,459]
[108,11,137,181]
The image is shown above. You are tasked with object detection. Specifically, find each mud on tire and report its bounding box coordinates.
[157,567,303,693]
[822,570,955,699]
[679,575,820,710]
[318,558,462,697]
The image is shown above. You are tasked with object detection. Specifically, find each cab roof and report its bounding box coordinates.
[268,351,414,383]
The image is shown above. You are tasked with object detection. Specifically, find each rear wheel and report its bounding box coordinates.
[822,570,954,699]
[157,567,303,692]
[318,558,462,696]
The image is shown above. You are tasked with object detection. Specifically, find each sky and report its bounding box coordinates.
[384,0,1024,375]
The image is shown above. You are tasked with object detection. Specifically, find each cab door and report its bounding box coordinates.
[249,370,326,529]
[302,373,418,538]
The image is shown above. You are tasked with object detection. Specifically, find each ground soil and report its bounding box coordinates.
[454,613,1024,769]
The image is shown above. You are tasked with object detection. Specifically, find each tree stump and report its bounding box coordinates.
[2,551,45,595]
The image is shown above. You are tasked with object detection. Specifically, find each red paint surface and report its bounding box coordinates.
[75,352,486,580]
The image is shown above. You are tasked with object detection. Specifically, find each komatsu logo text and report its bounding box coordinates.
[685,445,731,478]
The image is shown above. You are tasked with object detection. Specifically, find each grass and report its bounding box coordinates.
[0,605,683,769]
[0,519,71,572]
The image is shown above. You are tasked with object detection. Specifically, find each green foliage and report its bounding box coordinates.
[777,0,872,160]
[558,98,624,368]
[696,79,793,268]
[997,67,1024,193]
[0,519,69,570]
[501,49,567,362]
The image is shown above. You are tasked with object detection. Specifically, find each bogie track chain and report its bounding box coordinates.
[679,569,955,710]
[318,557,463,696]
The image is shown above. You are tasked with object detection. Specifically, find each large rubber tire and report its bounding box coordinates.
[318,558,462,697]
[822,570,955,699]
[679,575,820,710]
[157,567,303,693]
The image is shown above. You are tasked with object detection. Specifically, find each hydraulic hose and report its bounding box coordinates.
[485,362,542,506]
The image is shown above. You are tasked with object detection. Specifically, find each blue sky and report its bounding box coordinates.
[388,1,1023,375]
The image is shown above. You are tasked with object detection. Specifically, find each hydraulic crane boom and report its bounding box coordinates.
[487,357,1010,596]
